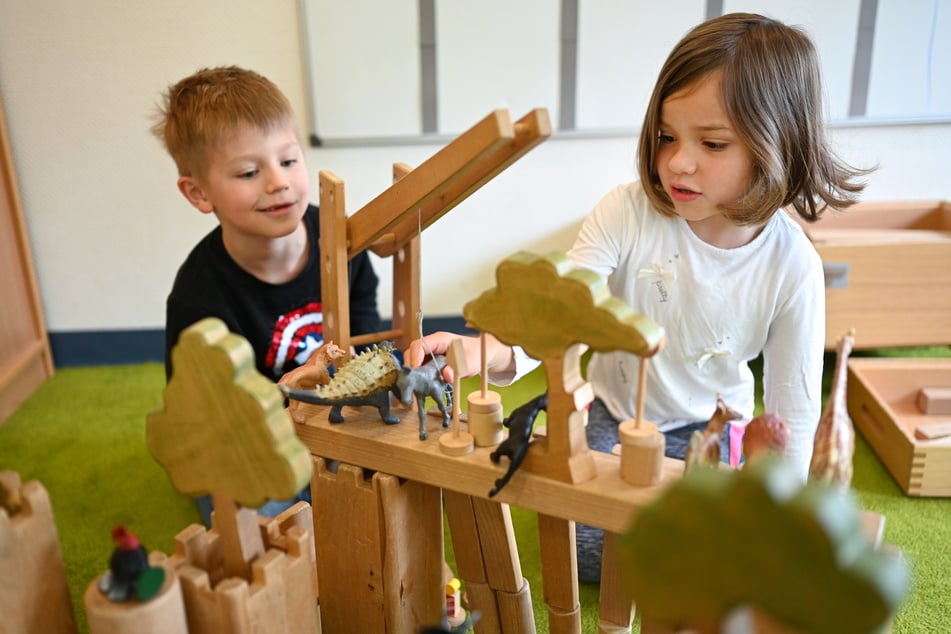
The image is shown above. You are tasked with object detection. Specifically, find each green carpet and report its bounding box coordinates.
[1,349,949,633]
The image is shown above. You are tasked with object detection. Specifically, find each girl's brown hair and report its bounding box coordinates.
[151,66,296,179]
[638,13,871,224]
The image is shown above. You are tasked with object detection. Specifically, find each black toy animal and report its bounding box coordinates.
[488,392,548,497]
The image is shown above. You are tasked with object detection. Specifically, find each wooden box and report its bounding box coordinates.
[796,200,951,349]
[847,358,951,496]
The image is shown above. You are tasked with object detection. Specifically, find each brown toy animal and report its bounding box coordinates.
[684,393,742,471]
[742,413,790,463]
[278,341,347,423]
[809,329,856,488]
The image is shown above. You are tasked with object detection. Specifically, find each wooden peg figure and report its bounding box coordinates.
[619,356,665,486]
[468,332,504,446]
[439,338,475,456]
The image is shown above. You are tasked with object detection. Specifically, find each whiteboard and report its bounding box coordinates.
[301,0,951,144]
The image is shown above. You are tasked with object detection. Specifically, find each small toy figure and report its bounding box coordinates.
[281,343,401,425]
[98,525,164,602]
[488,392,548,497]
[743,413,791,463]
[394,354,453,440]
[810,329,856,488]
[684,394,742,471]
[278,341,347,423]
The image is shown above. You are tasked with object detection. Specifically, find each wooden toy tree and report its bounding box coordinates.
[463,251,666,484]
[618,457,909,633]
[142,317,319,634]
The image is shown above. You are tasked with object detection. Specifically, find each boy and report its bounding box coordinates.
[152,65,381,522]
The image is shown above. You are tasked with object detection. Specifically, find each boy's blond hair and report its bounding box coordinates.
[152,66,296,179]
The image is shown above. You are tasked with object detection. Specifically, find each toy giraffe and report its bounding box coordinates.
[809,328,857,487]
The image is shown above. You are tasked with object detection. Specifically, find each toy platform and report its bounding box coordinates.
[795,200,951,349]
[848,357,951,496]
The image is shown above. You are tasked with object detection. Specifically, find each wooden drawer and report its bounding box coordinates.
[797,200,951,349]
[847,358,951,497]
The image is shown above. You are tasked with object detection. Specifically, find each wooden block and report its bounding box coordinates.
[917,387,951,415]
[0,474,77,634]
[915,421,951,441]
[599,532,635,633]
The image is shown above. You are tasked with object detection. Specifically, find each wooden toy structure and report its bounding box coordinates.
[0,470,77,633]
[0,106,902,634]
[298,103,679,631]
[82,318,322,634]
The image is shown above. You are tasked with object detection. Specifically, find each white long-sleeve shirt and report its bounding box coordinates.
[494,181,825,480]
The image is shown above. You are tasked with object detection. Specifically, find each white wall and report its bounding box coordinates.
[1,1,949,334]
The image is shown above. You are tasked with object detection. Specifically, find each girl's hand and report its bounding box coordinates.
[404,332,515,382]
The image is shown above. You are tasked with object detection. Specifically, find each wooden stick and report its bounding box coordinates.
[481,331,488,398]
[636,356,648,429]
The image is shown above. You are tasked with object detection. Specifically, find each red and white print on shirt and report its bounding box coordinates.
[266,301,324,375]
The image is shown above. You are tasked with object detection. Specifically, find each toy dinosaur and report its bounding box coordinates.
[684,393,742,472]
[278,340,347,423]
[281,343,456,440]
[488,392,548,497]
[281,342,401,425]
[394,354,453,440]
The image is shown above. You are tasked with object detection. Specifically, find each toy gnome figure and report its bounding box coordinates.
[98,525,164,602]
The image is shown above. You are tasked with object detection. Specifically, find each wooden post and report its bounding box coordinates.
[441,338,475,456]
[537,513,580,634]
[318,170,352,355]
[389,162,420,350]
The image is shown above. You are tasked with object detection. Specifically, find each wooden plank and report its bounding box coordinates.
[318,171,352,356]
[346,110,515,256]
[378,473,444,632]
[369,109,553,258]
[312,459,387,633]
[387,162,421,350]
[295,403,683,534]
[0,91,53,426]
[537,513,580,634]
[598,532,635,634]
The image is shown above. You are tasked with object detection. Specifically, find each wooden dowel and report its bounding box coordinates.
[636,357,648,429]
[481,332,488,397]
[351,329,404,347]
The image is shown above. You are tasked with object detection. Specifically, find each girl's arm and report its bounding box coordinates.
[761,267,826,482]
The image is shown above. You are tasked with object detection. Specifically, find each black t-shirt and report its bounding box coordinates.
[164,204,380,381]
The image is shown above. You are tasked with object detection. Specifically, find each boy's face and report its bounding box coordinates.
[178,121,309,241]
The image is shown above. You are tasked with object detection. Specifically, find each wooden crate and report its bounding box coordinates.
[847,357,951,496]
[796,200,951,349]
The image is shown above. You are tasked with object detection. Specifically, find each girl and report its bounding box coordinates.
[405,12,869,582]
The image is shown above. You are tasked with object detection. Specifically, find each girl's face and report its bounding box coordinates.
[655,70,758,247]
